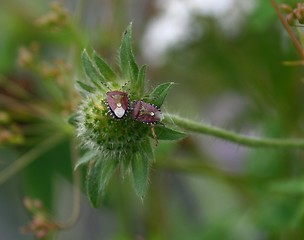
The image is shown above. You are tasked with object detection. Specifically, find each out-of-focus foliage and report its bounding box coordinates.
[1,0,304,239]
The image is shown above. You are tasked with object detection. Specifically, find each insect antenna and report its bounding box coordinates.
[121,80,130,90]
[100,81,112,92]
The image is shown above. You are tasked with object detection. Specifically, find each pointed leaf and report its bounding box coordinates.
[133,64,147,97]
[150,125,187,140]
[132,153,150,198]
[148,82,174,107]
[141,138,154,161]
[119,23,139,83]
[81,49,105,90]
[129,57,139,85]
[93,51,118,83]
[119,32,129,78]
[98,158,119,196]
[86,158,119,208]
[76,81,95,93]
[126,24,139,81]
[86,159,102,208]
[74,151,97,170]
[121,151,136,178]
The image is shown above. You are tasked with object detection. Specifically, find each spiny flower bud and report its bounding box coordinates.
[73,23,185,207]
[76,91,150,163]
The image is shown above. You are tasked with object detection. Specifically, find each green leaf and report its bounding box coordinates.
[98,159,119,197]
[74,151,97,170]
[150,125,187,141]
[93,51,117,83]
[119,33,129,78]
[86,159,102,208]
[81,49,105,90]
[148,82,174,107]
[132,152,150,199]
[86,158,119,208]
[76,80,95,93]
[141,138,154,161]
[119,23,139,83]
[121,154,132,179]
[133,64,147,98]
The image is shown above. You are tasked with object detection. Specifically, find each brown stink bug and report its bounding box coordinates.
[132,100,164,145]
[106,91,129,119]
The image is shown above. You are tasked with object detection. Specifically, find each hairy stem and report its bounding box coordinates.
[166,114,304,149]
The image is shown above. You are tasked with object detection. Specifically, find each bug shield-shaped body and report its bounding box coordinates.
[106,91,129,119]
[132,100,164,124]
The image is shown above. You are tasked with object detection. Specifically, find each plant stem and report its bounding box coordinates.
[166,114,304,149]
[0,133,65,185]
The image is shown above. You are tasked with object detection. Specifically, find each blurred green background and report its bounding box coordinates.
[1,0,304,239]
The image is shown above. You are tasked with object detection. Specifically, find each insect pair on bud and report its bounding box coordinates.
[106,90,163,145]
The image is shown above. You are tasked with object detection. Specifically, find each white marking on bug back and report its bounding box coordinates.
[114,107,125,118]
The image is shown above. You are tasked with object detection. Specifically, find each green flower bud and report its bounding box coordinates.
[73,23,185,207]
[76,91,150,163]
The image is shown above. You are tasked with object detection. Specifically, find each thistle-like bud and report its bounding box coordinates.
[73,24,186,207]
[76,91,150,164]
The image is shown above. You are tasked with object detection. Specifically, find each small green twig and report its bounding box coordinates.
[166,114,304,149]
[0,133,65,185]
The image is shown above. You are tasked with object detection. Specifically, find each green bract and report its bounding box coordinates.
[75,23,186,208]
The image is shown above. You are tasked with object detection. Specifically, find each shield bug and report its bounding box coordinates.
[132,100,164,145]
[132,101,163,123]
[106,91,129,119]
